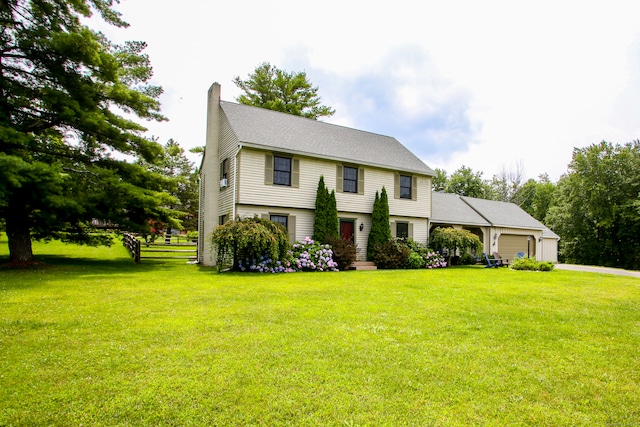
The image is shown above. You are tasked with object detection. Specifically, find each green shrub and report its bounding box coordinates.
[326,236,357,271]
[511,257,555,271]
[406,251,424,269]
[371,239,410,269]
[538,261,555,271]
[459,253,476,265]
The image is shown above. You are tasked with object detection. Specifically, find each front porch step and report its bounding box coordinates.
[351,261,377,271]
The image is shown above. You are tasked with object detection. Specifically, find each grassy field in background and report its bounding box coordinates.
[1,237,640,426]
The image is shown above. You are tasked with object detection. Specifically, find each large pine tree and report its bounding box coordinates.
[0,0,177,263]
[234,62,335,120]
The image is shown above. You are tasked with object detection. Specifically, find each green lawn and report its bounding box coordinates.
[1,237,640,426]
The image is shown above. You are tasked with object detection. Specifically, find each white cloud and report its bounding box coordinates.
[94,0,640,181]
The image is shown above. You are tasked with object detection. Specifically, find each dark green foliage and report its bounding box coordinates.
[432,168,448,191]
[371,239,410,269]
[234,62,335,120]
[367,187,392,260]
[0,0,175,263]
[312,176,338,243]
[446,166,490,198]
[313,176,328,242]
[547,140,640,269]
[326,236,357,271]
[209,216,291,272]
[137,139,199,231]
[327,190,339,240]
[459,253,477,265]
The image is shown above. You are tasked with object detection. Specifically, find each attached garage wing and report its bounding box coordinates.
[498,234,536,261]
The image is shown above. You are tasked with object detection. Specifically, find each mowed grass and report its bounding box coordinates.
[1,238,640,426]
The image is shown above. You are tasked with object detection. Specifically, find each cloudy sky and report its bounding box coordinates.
[99,0,640,182]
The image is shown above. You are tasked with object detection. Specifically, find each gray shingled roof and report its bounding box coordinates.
[431,192,559,239]
[220,101,435,176]
[460,196,547,230]
[431,192,491,226]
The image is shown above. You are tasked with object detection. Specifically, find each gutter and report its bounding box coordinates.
[238,141,435,177]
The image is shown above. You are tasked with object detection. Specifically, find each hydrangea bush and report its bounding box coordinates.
[291,237,339,272]
[237,257,295,273]
[423,251,447,269]
[238,237,338,273]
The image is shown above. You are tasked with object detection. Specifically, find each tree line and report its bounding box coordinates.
[435,142,640,270]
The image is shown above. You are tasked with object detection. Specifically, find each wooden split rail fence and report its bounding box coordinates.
[123,233,197,263]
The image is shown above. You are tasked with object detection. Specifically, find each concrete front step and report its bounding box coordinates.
[351,261,377,271]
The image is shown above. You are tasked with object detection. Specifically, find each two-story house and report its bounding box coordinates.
[198,83,435,266]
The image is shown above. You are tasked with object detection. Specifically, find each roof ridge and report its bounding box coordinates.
[220,100,399,140]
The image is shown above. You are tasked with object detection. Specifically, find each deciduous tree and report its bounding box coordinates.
[429,227,483,266]
[446,166,490,198]
[546,141,640,269]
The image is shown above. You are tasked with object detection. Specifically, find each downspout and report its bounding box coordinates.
[233,144,242,219]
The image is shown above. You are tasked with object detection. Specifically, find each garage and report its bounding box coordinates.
[498,234,536,261]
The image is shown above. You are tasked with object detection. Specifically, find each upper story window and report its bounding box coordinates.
[221,158,229,180]
[273,156,292,186]
[400,175,412,199]
[343,166,358,193]
[395,173,416,200]
[265,154,299,188]
[337,165,364,195]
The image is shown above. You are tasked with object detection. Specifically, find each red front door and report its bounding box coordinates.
[340,220,355,243]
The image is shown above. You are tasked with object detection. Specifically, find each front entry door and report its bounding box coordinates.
[340,219,355,244]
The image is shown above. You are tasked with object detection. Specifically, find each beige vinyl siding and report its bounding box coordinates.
[238,149,317,210]
[390,217,429,245]
[540,237,558,263]
[236,205,315,243]
[237,147,431,220]
[218,115,238,219]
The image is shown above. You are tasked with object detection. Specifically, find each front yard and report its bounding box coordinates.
[1,238,639,426]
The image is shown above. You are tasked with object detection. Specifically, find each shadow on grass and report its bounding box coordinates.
[1,254,153,270]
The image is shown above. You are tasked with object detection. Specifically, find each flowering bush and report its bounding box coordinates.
[237,256,296,273]
[423,251,447,269]
[291,237,339,272]
[237,237,338,273]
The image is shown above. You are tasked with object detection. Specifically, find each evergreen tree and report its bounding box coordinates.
[313,176,329,242]
[0,0,175,263]
[234,62,335,120]
[327,189,339,241]
[367,187,392,260]
[312,176,338,243]
[379,187,391,240]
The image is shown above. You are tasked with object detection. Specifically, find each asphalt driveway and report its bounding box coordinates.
[556,264,640,278]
